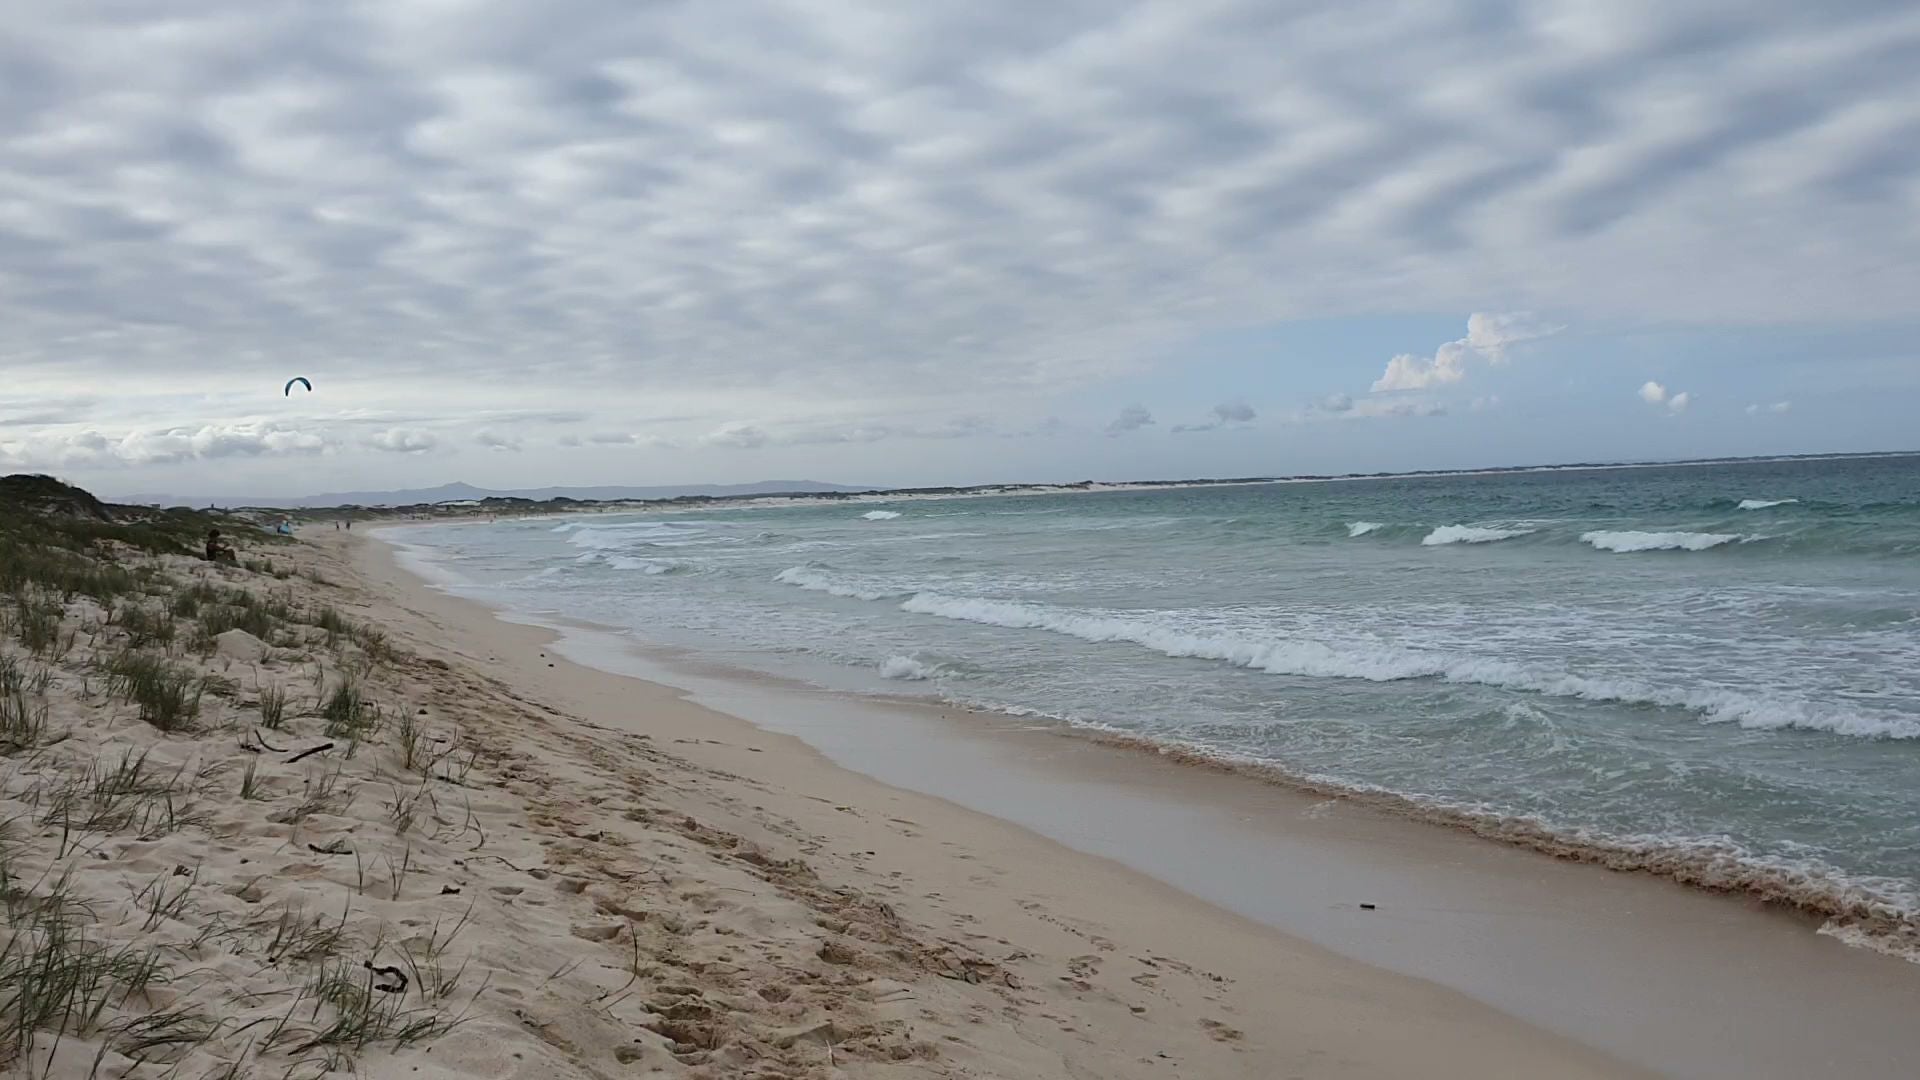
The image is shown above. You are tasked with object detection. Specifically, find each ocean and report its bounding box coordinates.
[385,454,1920,956]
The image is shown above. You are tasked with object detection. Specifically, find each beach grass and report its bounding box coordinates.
[104,651,204,732]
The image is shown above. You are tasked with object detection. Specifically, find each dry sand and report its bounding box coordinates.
[0,528,1650,1079]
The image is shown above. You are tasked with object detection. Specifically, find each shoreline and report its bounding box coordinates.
[359,528,1920,1079]
[337,530,1664,1078]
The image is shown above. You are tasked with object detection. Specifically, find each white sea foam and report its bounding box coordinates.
[880,655,939,680]
[894,593,1920,739]
[1347,521,1386,537]
[606,556,678,575]
[1582,530,1744,552]
[562,521,708,551]
[773,566,896,601]
[1421,524,1537,546]
[861,510,902,520]
[1738,498,1799,510]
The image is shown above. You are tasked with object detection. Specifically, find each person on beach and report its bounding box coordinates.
[204,528,237,563]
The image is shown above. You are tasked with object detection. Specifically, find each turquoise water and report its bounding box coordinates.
[390,454,1920,951]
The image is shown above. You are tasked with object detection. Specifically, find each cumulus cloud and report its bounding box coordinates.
[0,423,330,468]
[1372,312,1558,392]
[1640,382,1691,412]
[474,429,522,452]
[1746,401,1792,415]
[1105,405,1156,436]
[363,428,437,454]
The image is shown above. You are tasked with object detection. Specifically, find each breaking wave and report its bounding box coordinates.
[1739,498,1800,510]
[1582,530,1747,553]
[606,556,679,575]
[893,593,1919,739]
[1347,521,1385,537]
[773,565,899,601]
[879,655,939,680]
[861,510,903,520]
[1422,525,1538,546]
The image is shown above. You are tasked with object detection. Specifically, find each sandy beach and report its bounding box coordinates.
[0,513,1669,1079]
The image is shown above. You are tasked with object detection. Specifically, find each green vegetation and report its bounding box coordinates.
[104,651,204,732]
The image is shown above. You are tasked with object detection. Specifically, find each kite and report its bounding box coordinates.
[284,377,312,396]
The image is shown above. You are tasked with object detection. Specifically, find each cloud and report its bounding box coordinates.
[0,422,330,468]
[1321,393,1355,414]
[1372,312,1559,392]
[1463,313,1560,363]
[702,422,768,449]
[1105,405,1155,436]
[1,0,1915,485]
[1746,401,1793,415]
[1640,382,1690,412]
[1172,400,1258,433]
[1373,344,1471,392]
[695,415,997,449]
[363,427,437,454]
[474,429,522,451]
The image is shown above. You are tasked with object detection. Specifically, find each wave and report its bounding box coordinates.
[879,655,939,680]
[1347,521,1386,537]
[1582,530,1747,553]
[1739,498,1800,510]
[773,565,899,601]
[894,593,1920,739]
[1422,524,1537,546]
[861,510,902,520]
[562,520,713,551]
[605,556,679,575]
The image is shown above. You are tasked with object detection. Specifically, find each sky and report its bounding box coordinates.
[2,1,1917,498]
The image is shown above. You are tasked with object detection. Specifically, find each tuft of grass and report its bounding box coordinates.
[239,758,264,801]
[36,749,212,848]
[0,877,175,1068]
[195,602,278,648]
[131,866,198,933]
[0,688,50,755]
[169,581,221,620]
[352,624,393,666]
[285,763,355,824]
[112,600,176,650]
[108,1006,220,1067]
[255,902,349,965]
[8,592,66,658]
[104,651,204,732]
[285,955,458,1060]
[399,903,476,1003]
[395,710,421,772]
[321,680,380,740]
[385,783,425,836]
[258,683,288,730]
[308,605,352,645]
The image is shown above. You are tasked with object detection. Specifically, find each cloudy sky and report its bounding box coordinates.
[2,1,1917,498]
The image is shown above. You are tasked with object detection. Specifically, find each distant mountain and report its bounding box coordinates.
[120,479,866,509]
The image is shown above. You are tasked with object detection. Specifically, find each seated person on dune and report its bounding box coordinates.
[205,528,237,563]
